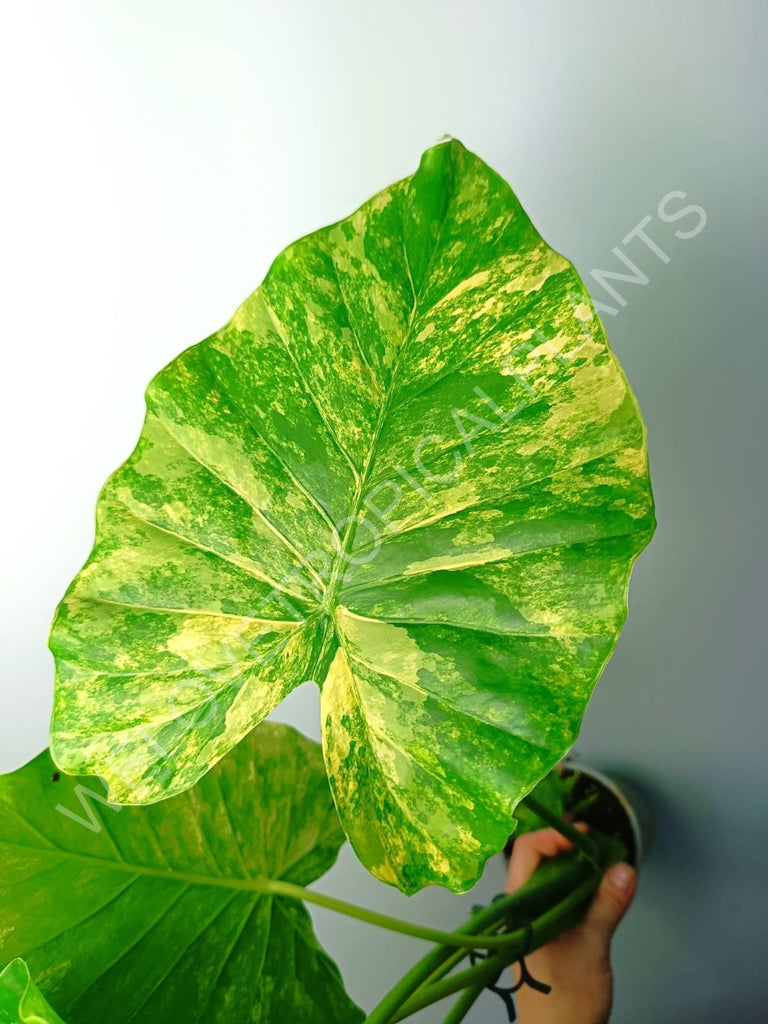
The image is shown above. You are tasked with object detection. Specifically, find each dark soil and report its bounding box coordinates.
[560,767,638,866]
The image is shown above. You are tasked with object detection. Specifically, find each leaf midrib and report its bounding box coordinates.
[324,164,458,618]
[0,839,287,893]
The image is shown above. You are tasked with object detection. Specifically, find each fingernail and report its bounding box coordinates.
[609,863,635,892]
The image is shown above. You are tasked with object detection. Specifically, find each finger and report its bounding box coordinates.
[505,826,582,893]
[581,862,637,952]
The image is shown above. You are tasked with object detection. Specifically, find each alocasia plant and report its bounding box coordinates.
[0,724,364,1024]
[48,138,654,895]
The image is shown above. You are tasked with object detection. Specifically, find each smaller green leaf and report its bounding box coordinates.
[0,960,66,1024]
[0,723,362,1024]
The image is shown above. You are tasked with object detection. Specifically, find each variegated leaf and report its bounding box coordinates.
[49,139,655,893]
[0,724,363,1024]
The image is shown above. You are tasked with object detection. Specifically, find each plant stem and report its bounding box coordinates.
[409,855,587,993]
[392,874,599,1020]
[364,852,593,1024]
[419,945,469,991]
[262,878,556,951]
[411,849,595,990]
[441,982,485,1023]
[364,934,472,1024]
[520,795,599,866]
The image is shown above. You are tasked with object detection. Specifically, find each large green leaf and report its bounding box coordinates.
[49,138,655,893]
[0,960,66,1024]
[0,724,363,1024]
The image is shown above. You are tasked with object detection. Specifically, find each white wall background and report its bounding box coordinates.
[1,2,765,1020]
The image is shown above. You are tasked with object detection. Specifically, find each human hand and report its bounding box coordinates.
[505,827,636,1024]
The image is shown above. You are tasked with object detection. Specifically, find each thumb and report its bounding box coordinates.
[582,862,636,951]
